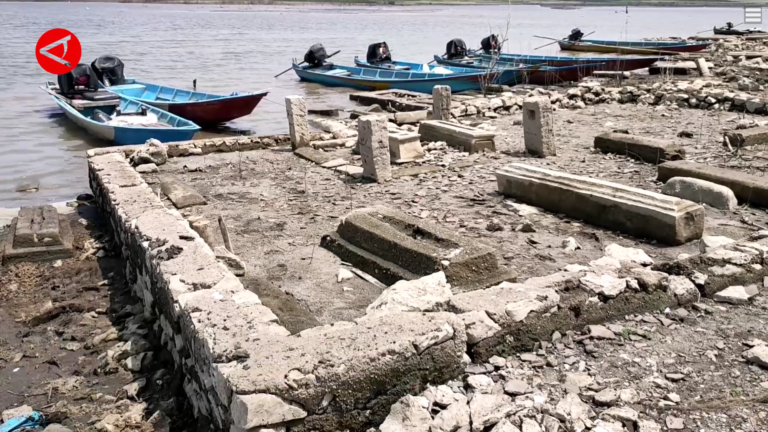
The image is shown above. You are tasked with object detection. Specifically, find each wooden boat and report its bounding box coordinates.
[43,82,199,145]
[431,56,606,85]
[713,26,766,36]
[106,79,268,125]
[352,58,532,86]
[293,62,521,93]
[559,39,710,55]
[474,53,662,72]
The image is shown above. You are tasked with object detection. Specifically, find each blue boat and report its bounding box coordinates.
[292,62,523,94]
[43,82,199,145]
[352,58,532,86]
[474,53,662,72]
[106,79,269,125]
[431,56,606,85]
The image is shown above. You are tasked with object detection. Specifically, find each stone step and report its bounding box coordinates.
[418,120,495,154]
[496,163,705,245]
[593,133,686,164]
[657,160,768,208]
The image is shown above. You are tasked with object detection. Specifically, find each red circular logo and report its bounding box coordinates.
[36,29,81,75]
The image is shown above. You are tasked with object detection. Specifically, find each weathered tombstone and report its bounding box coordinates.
[523,97,556,157]
[432,85,452,121]
[358,115,392,182]
[3,205,73,264]
[418,120,495,153]
[285,95,310,150]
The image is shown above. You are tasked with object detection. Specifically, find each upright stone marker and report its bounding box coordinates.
[358,115,392,182]
[523,97,556,157]
[432,85,452,121]
[695,58,711,77]
[285,95,310,150]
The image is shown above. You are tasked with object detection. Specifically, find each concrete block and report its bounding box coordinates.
[160,177,207,209]
[189,217,216,248]
[658,160,768,208]
[496,163,705,245]
[724,127,768,149]
[389,130,424,163]
[432,85,452,121]
[662,177,738,210]
[286,96,310,150]
[358,115,392,182]
[594,133,685,164]
[418,120,495,154]
[523,97,556,157]
[320,206,515,289]
[3,206,73,264]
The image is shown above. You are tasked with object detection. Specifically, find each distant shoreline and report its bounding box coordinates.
[2,0,762,7]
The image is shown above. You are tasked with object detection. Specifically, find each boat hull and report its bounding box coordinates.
[714,28,766,36]
[433,56,604,85]
[295,63,509,93]
[106,80,269,125]
[558,40,710,54]
[148,93,266,125]
[488,54,660,71]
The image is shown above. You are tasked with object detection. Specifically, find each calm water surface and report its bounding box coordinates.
[0,2,745,206]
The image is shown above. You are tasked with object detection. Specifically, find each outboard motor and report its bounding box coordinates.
[57,64,99,96]
[480,34,499,54]
[304,43,329,68]
[567,28,584,42]
[366,42,392,64]
[445,38,468,60]
[91,55,126,86]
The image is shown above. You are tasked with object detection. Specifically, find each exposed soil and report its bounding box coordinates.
[0,203,202,431]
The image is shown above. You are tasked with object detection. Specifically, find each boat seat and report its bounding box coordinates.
[81,91,120,102]
[326,69,352,77]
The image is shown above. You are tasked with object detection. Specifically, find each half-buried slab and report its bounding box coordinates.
[321,206,516,292]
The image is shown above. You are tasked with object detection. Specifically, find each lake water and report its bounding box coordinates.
[0,1,745,207]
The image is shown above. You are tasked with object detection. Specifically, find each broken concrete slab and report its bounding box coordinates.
[393,110,429,125]
[594,133,685,164]
[389,130,424,163]
[449,281,560,323]
[367,272,452,314]
[661,177,738,210]
[724,127,768,149]
[496,163,705,245]
[658,161,768,208]
[320,206,515,290]
[419,121,495,154]
[713,285,759,304]
[3,205,74,264]
[294,147,336,165]
[159,177,206,209]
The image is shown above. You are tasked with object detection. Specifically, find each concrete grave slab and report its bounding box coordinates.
[3,205,73,264]
[321,206,516,291]
[594,133,685,164]
[496,163,705,245]
[418,121,495,154]
[658,160,768,208]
